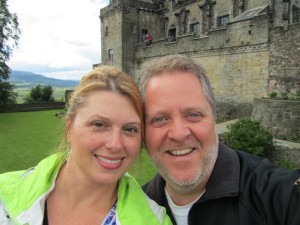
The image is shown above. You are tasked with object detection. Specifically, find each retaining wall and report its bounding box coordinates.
[251,99,300,140]
[0,102,65,113]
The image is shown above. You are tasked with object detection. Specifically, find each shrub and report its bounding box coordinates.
[222,117,274,157]
[24,84,55,103]
[269,92,277,98]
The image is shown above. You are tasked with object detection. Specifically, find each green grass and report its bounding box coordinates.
[130,148,157,185]
[0,110,65,173]
[0,110,156,185]
[14,87,30,103]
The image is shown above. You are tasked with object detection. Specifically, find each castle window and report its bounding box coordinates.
[292,5,300,23]
[131,23,137,33]
[190,22,200,35]
[167,28,177,42]
[108,49,113,64]
[171,0,176,10]
[105,26,108,37]
[217,15,229,27]
[141,29,148,43]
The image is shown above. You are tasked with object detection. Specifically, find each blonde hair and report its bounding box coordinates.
[59,66,143,152]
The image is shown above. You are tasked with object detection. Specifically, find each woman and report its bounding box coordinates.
[0,66,172,225]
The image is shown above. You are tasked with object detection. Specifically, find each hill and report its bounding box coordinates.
[9,71,79,88]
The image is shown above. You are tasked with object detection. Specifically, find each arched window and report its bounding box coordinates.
[168,28,177,42]
[108,49,113,65]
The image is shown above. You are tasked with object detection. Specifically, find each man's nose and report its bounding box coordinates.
[167,118,191,141]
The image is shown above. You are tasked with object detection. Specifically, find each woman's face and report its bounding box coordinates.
[67,90,141,186]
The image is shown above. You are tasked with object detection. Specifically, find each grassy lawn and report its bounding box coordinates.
[0,110,156,185]
[0,110,65,173]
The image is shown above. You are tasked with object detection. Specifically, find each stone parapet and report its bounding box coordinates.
[251,99,300,140]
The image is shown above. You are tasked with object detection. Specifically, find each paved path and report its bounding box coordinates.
[216,119,300,149]
[215,119,239,134]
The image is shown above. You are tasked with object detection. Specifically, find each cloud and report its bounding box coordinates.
[8,0,109,80]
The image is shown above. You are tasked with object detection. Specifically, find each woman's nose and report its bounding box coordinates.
[106,130,122,152]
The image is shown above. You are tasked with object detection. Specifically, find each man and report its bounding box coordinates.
[139,54,300,225]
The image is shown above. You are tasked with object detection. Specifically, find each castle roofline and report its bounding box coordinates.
[231,5,269,23]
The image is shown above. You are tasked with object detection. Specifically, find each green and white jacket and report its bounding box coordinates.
[0,153,172,225]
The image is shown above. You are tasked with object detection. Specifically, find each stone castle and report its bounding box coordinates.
[99,0,300,117]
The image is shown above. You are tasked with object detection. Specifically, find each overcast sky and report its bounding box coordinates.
[7,0,109,80]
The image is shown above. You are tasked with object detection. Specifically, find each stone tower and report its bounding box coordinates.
[100,0,157,79]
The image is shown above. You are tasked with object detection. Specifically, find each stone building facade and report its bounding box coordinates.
[100,0,300,117]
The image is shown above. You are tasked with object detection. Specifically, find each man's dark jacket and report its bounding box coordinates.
[142,142,300,225]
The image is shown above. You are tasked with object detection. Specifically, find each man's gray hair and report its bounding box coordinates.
[138,54,216,115]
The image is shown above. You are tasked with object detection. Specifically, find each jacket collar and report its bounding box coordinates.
[201,142,240,200]
[143,142,240,224]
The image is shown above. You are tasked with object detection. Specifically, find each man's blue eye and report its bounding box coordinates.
[152,117,165,123]
[189,113,200,117]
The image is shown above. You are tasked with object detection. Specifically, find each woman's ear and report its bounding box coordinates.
[66,119,71,143]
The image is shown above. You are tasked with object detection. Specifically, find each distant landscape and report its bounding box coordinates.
[9,71,79,103]
[9,71,79,88]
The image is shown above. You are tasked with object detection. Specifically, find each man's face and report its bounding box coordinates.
[144,71,218,195]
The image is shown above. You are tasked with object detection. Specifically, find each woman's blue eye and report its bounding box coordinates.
[93,121,104,127]
[124,127,139,133]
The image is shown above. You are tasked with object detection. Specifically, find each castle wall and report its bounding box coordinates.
[101,7,123,69]
[138,11,161,40]
[268,24,300,97]
[122,9,139,77]
[252,99,300,140]
[134,13,271,106]
[100,0,299,108]
[192,49,270,104]
[248,0,270,9]
[135,45,269,105]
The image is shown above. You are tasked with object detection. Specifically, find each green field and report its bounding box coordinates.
[0,110,156,185]
[14,87,74,103]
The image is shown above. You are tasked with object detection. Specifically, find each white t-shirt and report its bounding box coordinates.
[165,188,205,225]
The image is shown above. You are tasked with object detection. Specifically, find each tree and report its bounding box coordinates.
[25,85,55,103]
[40,85,55,102]
[0,81,17,104]
[0,0,21,104]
